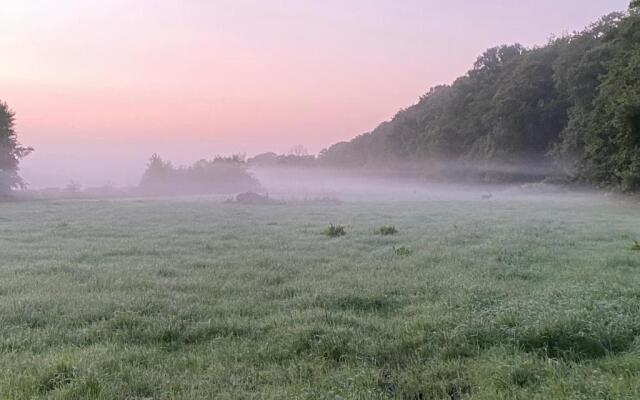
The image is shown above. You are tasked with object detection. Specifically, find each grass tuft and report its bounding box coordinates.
[393,246,413,257]
[376,225,398,235]
[38,362,77,393]
[324,223,346,237]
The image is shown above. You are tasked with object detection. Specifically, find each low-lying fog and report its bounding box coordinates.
[249,166,599,203]
[18,161,608,206]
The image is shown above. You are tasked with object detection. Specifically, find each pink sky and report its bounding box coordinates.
[1,0,630,187]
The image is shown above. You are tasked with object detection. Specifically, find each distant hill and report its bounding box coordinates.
[319,3,640,191]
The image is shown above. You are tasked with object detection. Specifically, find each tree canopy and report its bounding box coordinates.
[0,101,32,196]
[319,4,640,190]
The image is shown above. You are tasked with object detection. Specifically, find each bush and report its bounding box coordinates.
[632,240,640,251]
[324,224,346,238]
[376,225,398,235]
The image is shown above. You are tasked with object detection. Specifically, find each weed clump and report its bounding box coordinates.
[324,223,346,238]
[38,362,77,393]
[631,240,640,251]
[376,225,398,236]
[393,246,413,257]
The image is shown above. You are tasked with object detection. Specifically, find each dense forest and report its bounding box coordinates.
[319,2,640,190]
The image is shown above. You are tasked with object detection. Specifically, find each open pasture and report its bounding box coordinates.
[1,192,640,399]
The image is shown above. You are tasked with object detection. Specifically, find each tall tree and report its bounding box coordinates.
[0,101,33,196]
[140,153,173,188]
[579,10,640,190]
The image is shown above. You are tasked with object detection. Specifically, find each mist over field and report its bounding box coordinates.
[2,1,640,399]
[248,165,565,202]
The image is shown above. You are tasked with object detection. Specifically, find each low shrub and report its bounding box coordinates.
[376,225,398,236]
[324,223,346,238]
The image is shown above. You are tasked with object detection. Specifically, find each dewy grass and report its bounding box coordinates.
[0,194,639,399]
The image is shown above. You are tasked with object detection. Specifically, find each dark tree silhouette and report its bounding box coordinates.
[140,153,261,195]
[0,101,33,196]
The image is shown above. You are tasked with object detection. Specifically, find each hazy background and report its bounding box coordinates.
[1,0,629,188]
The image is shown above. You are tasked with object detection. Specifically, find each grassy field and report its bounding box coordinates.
[1,192,640,399]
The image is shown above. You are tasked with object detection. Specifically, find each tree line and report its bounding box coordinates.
[319,2,640,190]
[140,153,261,195]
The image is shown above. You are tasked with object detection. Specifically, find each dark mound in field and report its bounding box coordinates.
[287,196,342,205]
[226,192,279,205]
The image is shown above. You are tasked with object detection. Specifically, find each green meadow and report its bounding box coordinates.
[1,193,640,399]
